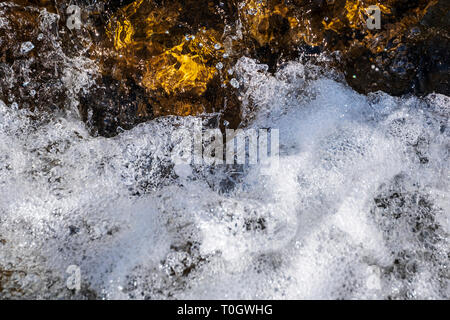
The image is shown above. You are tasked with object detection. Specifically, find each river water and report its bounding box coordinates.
[0,2,448,299]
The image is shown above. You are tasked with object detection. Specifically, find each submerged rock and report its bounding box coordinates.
[339,0,450,96]
[0,1,98,119]
[92,0,449,134]
[1,0,449,137]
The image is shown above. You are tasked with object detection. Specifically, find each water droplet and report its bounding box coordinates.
[216,62,223,70]
[20,42,34,54]
[214,43,221,50]
[230,78,239,88]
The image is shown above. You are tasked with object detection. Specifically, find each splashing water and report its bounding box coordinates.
[0,54,448,299]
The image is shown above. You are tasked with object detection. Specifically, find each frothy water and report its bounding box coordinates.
[0,57,448,299]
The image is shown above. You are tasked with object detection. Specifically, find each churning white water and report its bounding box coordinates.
[0,55,448,299]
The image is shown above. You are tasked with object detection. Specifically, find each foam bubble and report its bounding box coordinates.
[0,57,448,299]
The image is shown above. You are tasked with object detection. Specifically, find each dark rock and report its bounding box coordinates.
[420,0,450,29]
[2,0,449,138]
[342,0,449,96]
[79,76,154,137]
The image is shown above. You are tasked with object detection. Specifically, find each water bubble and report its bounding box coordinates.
[230,78,239,88]
[409,27,420,37]
[20,42,34,55]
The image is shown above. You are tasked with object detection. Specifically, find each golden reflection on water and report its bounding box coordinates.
[103,0,439,117]
[106,0,222,96]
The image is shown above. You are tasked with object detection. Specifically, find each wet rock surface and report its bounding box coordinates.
[340,0,450,96]
[0,0,98,124]
[0,0,448,136]
[0,0,448,296]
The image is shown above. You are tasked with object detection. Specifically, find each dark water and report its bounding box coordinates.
[0,0,448,299]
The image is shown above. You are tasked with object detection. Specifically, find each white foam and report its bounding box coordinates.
[0,57,448,299]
